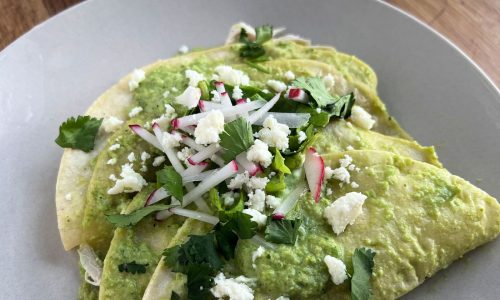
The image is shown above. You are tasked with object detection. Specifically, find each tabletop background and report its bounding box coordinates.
[0,0,499,86]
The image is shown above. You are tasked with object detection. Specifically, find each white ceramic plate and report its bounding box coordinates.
[0,0,498,298]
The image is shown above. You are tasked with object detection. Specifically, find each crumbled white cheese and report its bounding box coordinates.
[315,107,322,113]
[152,156,166,167]
[152,104,177,128]
[214,65,250,86]
[185,69,205,87]
[284,70,295,81]
[247,189,266,212]
[346,145,354,151]
[276,297,290,300]
[251,246,265,269]
[265,195,281,209]
[350,105,375,130]
[210,273,255,300]
[323,73,335,90]
[140,152,151,162]
[258,115,291,150]
[348,164,356,171]
[178,45,189,54]
[177,147,194,163]
[128,69,145,91]
[242,208,267,227]
[101,116,124,133]
[246,139,273,168]
[324,166,334,180]
[232,85,243,100]
[247,176,269,190]
[162,90,170,98]
[127,152,136,162]
[326,188,333,196]
[267,80,287,92]
[227,171,250,190]
[65,193,72,201]
[324,255,348,285]
[323,192,367,234]
[171,87,178,92]
[109,174,117,181]
[109,143,121,151]
[107,163,147,194]
[161,131,182,149]
[339,154,353,168]
[140,165,148,172]
[222,192,236,207]
[128,106,143,118]
[194,110,225,145]
[297,130,307,143]
[106,158,117,165]
[175,86,201,109]
[211,90,221,103]
[351,182,359,188]
[332,167,350,183]
[268,172,276,178]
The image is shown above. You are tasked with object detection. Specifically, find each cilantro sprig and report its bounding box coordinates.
[219,117,254,162]
[239,25,273,60]
[105,203,176,227]
[264,218,302,245]
[157,166,184,201]
[351,247,376,300]
[117,261,148,274]
[293,77,355,119]
[55,115,103,152]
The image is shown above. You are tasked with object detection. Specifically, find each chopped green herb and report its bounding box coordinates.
[293,77,355,118]
[264,218,302,245]
[265,172,286,193]
[198,80,210,100]
[186,264,214,300]
[219,117,254,162]
[117,261,148,274]
[163,233,223,274]
[156,166,184,201]
[215,211,258,259]
[209,188,245,214]
[55,115,103,152]
[272,149,291,174]
[105,203,176,227]
[239,25,273,60]
[351,248,376,300]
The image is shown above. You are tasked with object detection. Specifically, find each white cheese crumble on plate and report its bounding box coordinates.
[324,255,348,285]
[323,192,367,235]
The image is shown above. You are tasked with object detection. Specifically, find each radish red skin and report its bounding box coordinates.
[305,147,325,202]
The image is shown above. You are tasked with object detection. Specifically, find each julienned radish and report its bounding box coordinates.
[155,160,239,220]
[171,100,265,129]
[129,124,162,151]
[304,147,325,202]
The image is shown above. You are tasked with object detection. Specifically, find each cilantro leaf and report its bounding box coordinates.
[265,172,286,193]
[271,149,291,174]
[219,117,254,162]
[264,218,302,245]
[209,188,245,214]
[254,25,273,44]
[215,211,258,259]
[186,264,214,300]
[322,92,356,119]
[351,247,376,300]
[117,261,148,274]
[163,233,223,274]
[156,166,184,201]
[239,25,273,59]
[105,203,175,227]
[55,115,103,152]
[292,77,356,118]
